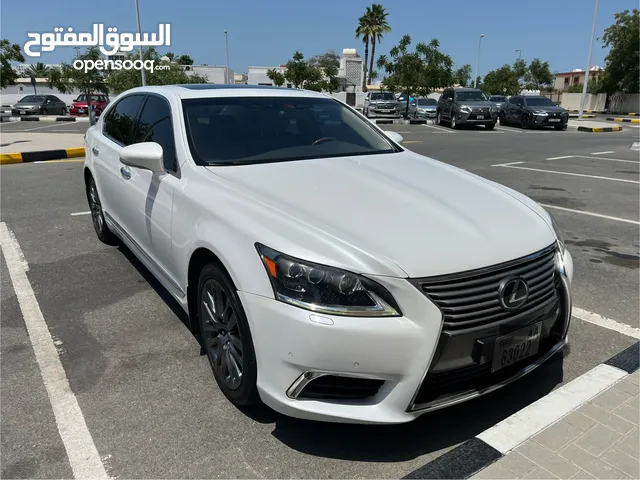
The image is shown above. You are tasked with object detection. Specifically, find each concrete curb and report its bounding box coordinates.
[608,112,637,116]
[606,117,640,124]
[566,110,606,113]
[0,147,85,165]
[568,114,596,118]
[1,116,90,123]
[402,342,639,479]
[576,125,622,133]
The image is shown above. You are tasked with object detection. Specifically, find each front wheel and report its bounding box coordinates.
[198,264,260,407]
[61,107,67,116]
[87,176,118,245]
[521,114,530,129]
[41,108,48,115]
[499,112,507,125]
[450,113,457,129]
[555,125,567,131]
[436,111,442,125]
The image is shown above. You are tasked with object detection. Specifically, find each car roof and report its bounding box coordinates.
[449,87,482,92]
[117,84,328,100]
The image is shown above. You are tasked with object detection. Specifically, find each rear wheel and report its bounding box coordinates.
[198,263,259,407]
[61,107,67,116]
[41,108,48,115]
[87,176,118,245]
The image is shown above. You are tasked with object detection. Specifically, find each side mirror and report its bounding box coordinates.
[384,131,404,144]
[46,99,51,104]
[120,142,165,172]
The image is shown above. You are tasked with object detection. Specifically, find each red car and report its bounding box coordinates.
[69,94,110,116]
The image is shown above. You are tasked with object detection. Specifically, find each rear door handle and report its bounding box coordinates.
[91,147,99,156]
[120,166,131,180]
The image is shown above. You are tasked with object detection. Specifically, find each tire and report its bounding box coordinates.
[554,125,567,131]
[61,107,67,116]
[520,114,530,129]
[41,108,48,115]
[486,123,496,130]
[436,111,442,125]
[198,263,260,407]
[450,112,457,129]
[86,176,118,245]
[499,112,507,125]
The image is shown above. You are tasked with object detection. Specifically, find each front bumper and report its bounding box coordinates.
[367,105,401,118]
[456,111,498,125]
[11,108,39,115]
[532,114,569,126]
[240,246,574,424]
[416,110,437,119]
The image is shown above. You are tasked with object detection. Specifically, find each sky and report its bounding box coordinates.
[1,0,637,77]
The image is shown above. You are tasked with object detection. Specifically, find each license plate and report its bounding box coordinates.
[549,118,561,123]
[78,109,85,113]
[19,111,26,114]
[491,322,542,373]
[476,115,484,120]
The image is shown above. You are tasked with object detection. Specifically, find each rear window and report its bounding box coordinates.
[183,96,398,166]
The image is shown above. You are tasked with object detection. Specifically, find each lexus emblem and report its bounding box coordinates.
[498,276,529,311]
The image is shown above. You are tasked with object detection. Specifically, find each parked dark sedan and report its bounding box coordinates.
[499,95,569,130]
[11,95,67,116]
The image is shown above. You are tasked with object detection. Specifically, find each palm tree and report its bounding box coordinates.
[367,4,391,86]
[355,9,373,92]
[24,62,51,79]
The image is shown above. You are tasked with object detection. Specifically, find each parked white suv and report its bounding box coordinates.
[83,84,573,424]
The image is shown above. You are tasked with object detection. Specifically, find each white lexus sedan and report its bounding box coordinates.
[83,84,573,424]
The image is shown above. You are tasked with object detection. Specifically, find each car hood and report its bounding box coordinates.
[205,151,556,278]
[527,105,566,113]
[418,105,437,110]
[459,101,495,108]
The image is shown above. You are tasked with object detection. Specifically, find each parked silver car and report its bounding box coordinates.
[11,95,68,116]
[363,92,401,118]
[410,98,438,119]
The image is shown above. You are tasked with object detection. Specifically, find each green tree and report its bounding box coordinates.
[266,68,286,86]
[355,10,372,91]
[165,52,175,62]
[48,47,109,99]
[273,51,339,92]
[524,58,553,90]
[308,49,340,70]
[481,65,519,95]
[0,39,25,88]
[600,9,639,93]
[454,64,472,87]
[175,54,194,66]
[106,48,206,94]
[566,78,603,94]
[377,35,453,117]
[24,62,51,79]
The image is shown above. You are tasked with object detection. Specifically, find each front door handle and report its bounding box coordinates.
[91,147,99,156]
[120,166,131,180]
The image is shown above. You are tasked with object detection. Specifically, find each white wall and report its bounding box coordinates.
[0,84,82,107]
[248,66,288,86]
[561,93,607,111]
[186,66,233,84]
[608,94,640,113]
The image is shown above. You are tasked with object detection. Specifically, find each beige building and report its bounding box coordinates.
[554,67,604,91]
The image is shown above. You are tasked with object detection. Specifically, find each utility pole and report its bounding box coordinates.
[224,30,230,84]
[474,34,485,88]
[134,0,147,86]
[578,0,599,119]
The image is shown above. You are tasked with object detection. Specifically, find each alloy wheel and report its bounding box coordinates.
[201,279,244,390]
[89,181,104,235]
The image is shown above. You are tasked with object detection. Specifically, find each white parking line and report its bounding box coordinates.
[491,161,525,167]
[573,155,640,164]
[591,151,615,155]
[70,211,91,216]
[20,123,71,132]
[540,204,640,225]
[424,124,456,133]
[572,307,640,339]
[492,164,640,184]
[546,155,574,160]
[0,223,108,479]
[494,126,525,134]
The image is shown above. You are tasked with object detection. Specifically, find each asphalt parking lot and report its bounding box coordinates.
[1,125,639,478]
[0,120,89,135]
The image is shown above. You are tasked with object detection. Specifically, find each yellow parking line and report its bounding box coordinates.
[34,159,85,164]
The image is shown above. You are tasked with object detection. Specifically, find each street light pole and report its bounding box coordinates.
[224,30,230,84]
[134,0,147,86]
[515,49,522,60]
[474,34,485,88]
[578,0,599,119]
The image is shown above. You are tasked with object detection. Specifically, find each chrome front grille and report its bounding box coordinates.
[412,244,558,331]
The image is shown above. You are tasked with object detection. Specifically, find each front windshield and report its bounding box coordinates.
[19,95,45,103]
[456,91,487,102]
[76,95,100,102]
[490,96,506,102]
[183,96,398,166]
[418,98,437,106]
[525,97,556,107]
[370,93,396,101]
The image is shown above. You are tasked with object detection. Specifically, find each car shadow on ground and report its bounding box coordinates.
[116,242,565,463]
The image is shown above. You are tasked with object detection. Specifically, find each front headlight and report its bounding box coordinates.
[256,244,401,317]
[548,213,566,255]
[460,105,472,113]
[533,110,548,116]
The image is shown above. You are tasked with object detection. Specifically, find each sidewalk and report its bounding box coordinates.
[567,119,623,133]
[473,371,639,479]
[0,133,84,154]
